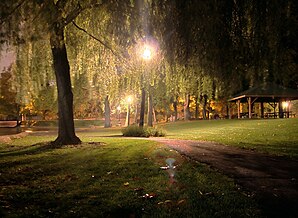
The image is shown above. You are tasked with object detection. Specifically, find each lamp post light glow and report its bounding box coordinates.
[142,47,152,60]
[138,38,159,127]
[282,101,290,118]
[127,96,133,104]
[282,101,289,109]
[139,46,152,127]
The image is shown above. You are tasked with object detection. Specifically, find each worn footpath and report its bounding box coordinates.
[149,138,298,217]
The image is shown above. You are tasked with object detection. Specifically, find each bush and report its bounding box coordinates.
[121,125,145,137]
[122,125,166,137]
[145,127,166,137]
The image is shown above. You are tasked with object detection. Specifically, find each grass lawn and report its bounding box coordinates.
[30,120,104,128]
[161,118,298,158]
[1,118,297,217]
[79,118,298,158]
[1,136,260,217]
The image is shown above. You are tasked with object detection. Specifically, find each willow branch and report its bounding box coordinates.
[0,0,27,25]
[72,21,121,59]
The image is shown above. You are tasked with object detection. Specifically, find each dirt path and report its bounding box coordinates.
[149,138,298,217]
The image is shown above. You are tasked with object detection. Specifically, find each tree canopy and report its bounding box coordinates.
[0,0,297,144]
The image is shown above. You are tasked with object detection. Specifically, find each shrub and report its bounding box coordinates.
[122,125,166,137]
[121,125,145,137]
[145,127,166,137]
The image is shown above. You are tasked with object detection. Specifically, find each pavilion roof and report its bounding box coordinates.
[229,83,298,102]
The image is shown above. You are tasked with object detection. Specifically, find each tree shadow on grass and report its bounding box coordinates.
[0,142,57,157]
[0,141,104,158]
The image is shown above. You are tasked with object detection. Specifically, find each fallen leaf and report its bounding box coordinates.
[134,187,144,192]
[164,200,172,204]
[177,199,186,205]
[142,193,156,199]
[204,192,214,196]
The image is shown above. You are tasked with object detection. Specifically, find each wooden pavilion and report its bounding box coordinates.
[228,83,298,119]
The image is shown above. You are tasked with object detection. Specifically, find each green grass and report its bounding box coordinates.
[29,120,104,128]
[161,119,298,158]
[1,119,297,217]
[77,119,298,158]
[0,136,260,217]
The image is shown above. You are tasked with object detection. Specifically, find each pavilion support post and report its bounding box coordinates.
[274,101,277,118]
[248,97,252,119]
[286,102,290,118]
[237,100,241,119]
[260,102,264,118]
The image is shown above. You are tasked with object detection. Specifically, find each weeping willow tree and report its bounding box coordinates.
[13,39,56,120]
[0,0,112,146]
[1,0,296,132]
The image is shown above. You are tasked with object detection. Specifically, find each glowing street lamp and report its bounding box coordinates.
[282,101,289,109]
[142,46,152,60]
[127,96,133,104]
[139,45,153,127]
[136,38,159,127]
[282,101,290,118]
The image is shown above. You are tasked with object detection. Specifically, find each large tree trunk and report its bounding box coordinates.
[147,92,153,127]
[134,102,139,124]
[195,95,199,119]
[202,94,208,120]
[184,94,191,121]
[104,95,111,128]
[278,101,284,118]
[173,98,178,121]
[50,26,81,146]
[139,88,146,127]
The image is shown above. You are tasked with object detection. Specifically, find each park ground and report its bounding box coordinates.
[0,119,298,217]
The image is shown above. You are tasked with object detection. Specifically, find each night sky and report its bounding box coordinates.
[0,47,15,73]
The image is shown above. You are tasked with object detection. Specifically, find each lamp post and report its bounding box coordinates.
[139,46,152,127]
[125,96,133,126]
[117,105,121,126]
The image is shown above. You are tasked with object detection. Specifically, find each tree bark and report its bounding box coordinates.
[184,94,191,121]
[195,95,199,119]
[139,88,146,127]
[260,102,264,118]
[202,94,208,120]
[104,95,111,128]
[134,102,139,124]
[50,25,81,146]
[147,91,153,127]
[153,107,157,123]
[173,98,178,121]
